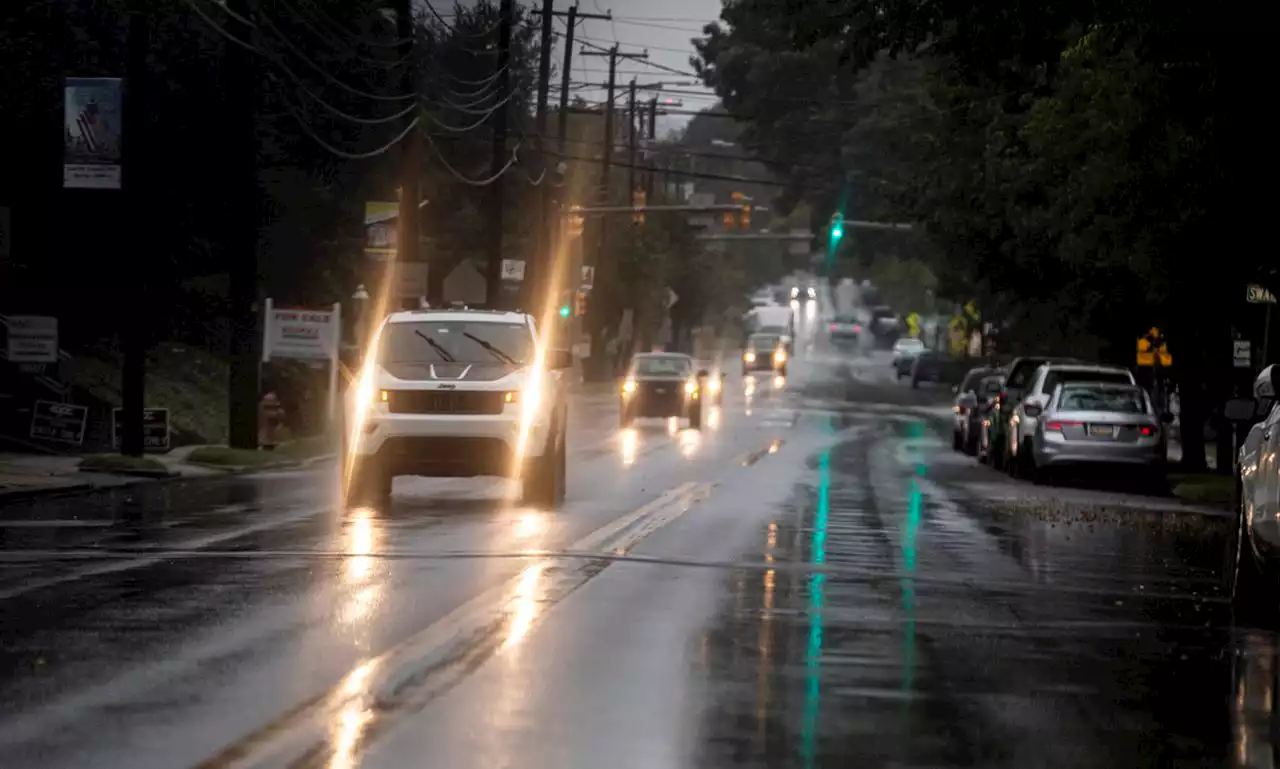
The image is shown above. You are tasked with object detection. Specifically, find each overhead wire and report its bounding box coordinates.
[275,0,411,68]
[272,75,423,159]
[292,0,411,49]
[422,131,522,186]
[423,0,502,40]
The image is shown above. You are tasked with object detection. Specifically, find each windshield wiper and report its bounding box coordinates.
[462,332,518,364]
[414,329,455,362]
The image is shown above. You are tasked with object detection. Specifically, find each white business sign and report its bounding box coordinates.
[263,301,340,362]
[1247,284,1277,304]
[5,315,58,363]
[263,299,342,428]
[501,259,526,282]
[580,265,595,290]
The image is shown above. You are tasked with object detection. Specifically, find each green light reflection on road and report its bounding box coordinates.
[800,419,833,767]
[902,421,924,695]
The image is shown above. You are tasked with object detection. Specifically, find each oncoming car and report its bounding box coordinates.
[343,309,572,508]
[742,333,788,376]
[619,353,704,429]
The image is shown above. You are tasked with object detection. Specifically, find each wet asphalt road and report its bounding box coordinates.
[0,310,1271,768]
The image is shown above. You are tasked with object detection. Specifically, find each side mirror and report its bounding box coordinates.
[1160,411,1175,424]
[548,349,574,370]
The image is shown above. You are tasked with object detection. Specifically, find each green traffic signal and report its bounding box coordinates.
[831,222,843,239]
[830,212,844,241]
[559,305,571,318]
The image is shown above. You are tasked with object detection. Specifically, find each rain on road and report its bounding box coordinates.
[0,307,1273,768]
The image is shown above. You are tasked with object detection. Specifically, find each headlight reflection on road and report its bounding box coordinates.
[678,428,701,458]
[667,417,680,436]
[339,509,384,631]
[503,563,547,651]
[707,405,721,430]
[773,375,786,391]
[514,511,547,541]
[620,428,639,466]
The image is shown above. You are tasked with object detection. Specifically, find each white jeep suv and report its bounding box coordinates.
[343,309,572,508]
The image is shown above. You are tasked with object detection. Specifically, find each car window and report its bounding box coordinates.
[980,376,1004,395]
[380,321,532,365]
[633,356,692,376]
[1059,387,1148,413]
[835,314,860,324]
[1006,359,1047,389]
[1043,369,1132,393]
[959,369,990,392]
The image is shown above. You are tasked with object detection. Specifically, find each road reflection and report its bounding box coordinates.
[620,428,639,466]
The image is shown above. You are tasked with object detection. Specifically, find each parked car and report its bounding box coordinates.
[1231,364,1280,607]
[1005,363,1137,477]
[1023,381,1171,486]
[951,367,1003,452]
[981,356,1080,471]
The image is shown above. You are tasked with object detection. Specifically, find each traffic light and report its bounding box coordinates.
[575,291,587,317]
[559,303,571,319]
[830,212,844,242]
[740,204,751,231]
[722,211,735,230]
[632,189,646,225]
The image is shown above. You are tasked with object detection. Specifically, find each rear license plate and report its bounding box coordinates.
[1088,424,1116,438]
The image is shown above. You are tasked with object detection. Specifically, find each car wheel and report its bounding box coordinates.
[522,424,566,508]
[346,458,391,508]
[952,429,963,451]
[688,401,703,430]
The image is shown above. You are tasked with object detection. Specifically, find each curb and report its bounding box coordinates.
[0,482,100,503]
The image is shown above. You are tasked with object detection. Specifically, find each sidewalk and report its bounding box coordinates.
[0,445,334,504]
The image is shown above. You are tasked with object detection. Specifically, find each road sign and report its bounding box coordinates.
[665,288,679,309]
[1136,330,1172,367]
[30,400,87,445]
[4,315,58,363]
[500,259,525,282]
[905,312,921,338]
[1234,340,1253,368]
[581,265,595,290]
[963,300,979,321]
[1248,284,1277,304]
[112,407,171,451]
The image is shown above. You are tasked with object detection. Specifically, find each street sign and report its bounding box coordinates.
[111,407,170,451]
[963,300,979,321]
[905,312,921,338]
[1247,284,1277,304]
[500,259,525,282]
[30,400,87,445]
[363,201,398,261]
[4,315,58,363]
[581,265,595,290]
[1234,340,1253,368]
[1136,328,1172,367]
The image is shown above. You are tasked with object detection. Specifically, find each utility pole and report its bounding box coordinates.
[396,0,423,308]
[646,96,657,198]
[484,0,515,309]
[120,3,150,457]
[226,0,258,450]
[627,79,637,199]
[529,0,555,313]
[555,4,577,155]
[580,46,646,202]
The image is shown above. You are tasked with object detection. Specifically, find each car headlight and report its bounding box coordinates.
[684,380,698,395]
[707,377,721,394]
[773,349,786,363]
[622,379,637,394]
[744,352,756,363]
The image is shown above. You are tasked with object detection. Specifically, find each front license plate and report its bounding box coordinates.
[1088,424,1116,438]
[654,387,668,394]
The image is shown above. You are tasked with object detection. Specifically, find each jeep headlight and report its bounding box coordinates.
[622,379,637,395]
[773,349,787,363]
[744,351,756,363]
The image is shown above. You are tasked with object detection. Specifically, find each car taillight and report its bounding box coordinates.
[829,323,837,332]
[852,324,862,333]
[1139,425,1156,437]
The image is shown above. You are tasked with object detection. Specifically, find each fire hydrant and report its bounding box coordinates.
[259,392,285,451]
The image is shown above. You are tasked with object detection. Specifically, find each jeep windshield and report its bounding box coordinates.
[379,321,533,365]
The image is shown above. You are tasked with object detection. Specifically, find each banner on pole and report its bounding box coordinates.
[63,77,123,189]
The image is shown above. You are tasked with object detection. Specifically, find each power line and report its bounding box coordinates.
[273,78,423,159]
[422,131,522,186]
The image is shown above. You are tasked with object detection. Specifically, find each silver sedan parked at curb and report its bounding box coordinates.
[1025,382,1171,488]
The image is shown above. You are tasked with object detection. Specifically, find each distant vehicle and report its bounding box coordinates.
[828,314,862,347]
[1025,382,1170,486]
[742,333,788,376]
[891,338,925,378]
[619,353,704,429]
[953,371,1004,455]
[1004,363,1137,477]
[909,350,970,388]
[747,304,795,349]
[790,285,817,301]
[343,308,572,508]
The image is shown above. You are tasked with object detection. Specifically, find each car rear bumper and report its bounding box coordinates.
[1033,439,1165,469]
